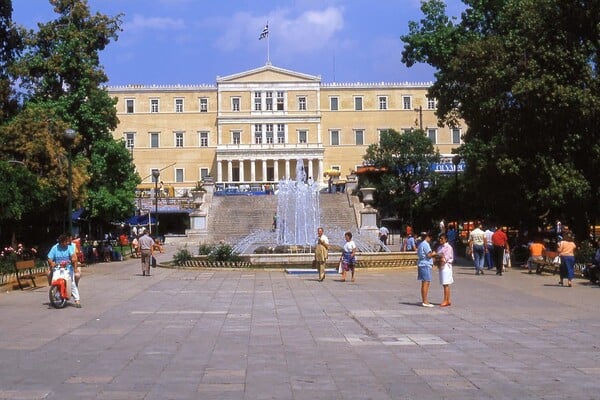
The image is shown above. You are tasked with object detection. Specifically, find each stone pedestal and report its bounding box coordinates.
[359,187,379,234]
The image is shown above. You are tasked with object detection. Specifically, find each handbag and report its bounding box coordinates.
[338,260,343,274]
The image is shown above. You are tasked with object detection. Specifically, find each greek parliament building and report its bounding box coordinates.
[108,63,463,194]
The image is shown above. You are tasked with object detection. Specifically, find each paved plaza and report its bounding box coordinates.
[1,246,599,399]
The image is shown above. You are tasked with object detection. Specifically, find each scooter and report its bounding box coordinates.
[49,262,73,309]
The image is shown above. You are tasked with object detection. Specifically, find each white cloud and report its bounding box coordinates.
[125,14,186,32]
[211,7,344,54]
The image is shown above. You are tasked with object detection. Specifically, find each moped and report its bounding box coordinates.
[49,262,73,308]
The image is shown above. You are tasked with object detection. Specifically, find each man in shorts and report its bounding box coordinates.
[417,231,436,307]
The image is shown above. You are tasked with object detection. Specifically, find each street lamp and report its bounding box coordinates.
[63,128,77,234]
[452,155,462,232]
[152,169,160,238]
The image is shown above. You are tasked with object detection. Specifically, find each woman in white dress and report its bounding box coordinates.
[436,233,454,307]
[339,231,357,282]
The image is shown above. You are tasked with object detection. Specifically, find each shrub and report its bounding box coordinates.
[173,246,193,266]
[208,243,241,262]
[198,243,213,255]
[576,240,595,264]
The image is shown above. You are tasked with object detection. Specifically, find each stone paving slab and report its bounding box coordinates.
[1,247,600,399]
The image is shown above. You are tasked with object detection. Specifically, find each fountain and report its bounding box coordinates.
[275,159,320,246]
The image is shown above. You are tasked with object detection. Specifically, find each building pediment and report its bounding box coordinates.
[217,64,321,84]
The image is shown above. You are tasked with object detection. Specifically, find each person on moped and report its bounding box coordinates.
[47,234,81,308]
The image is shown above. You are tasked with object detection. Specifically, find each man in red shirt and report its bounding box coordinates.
[491,227,510,275]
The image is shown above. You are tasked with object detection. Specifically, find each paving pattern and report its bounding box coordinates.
[1,247,599,399]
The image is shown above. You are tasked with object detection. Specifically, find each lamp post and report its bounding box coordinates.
[152,169,160,238]
[452,155,462,232]
[63,129,77,234]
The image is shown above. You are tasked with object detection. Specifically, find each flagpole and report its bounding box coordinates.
[267,29,270,64]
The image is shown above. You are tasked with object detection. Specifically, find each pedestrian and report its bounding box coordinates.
[314,227,329,281]
[446,224,457,250]
[138,228,155,276]
[339,231,357,282]
[378,226,389,246]
[527,235,545,274]
[436,233,453,307]
[417,231,436,307]
[403,232,416,252]
[484,226,495,270]
[491,226,510,276]
[468,222,487,275]
[272,213,278,231]
[557,232,576,287]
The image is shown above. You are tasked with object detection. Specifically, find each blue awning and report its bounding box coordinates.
[127,215,157,225]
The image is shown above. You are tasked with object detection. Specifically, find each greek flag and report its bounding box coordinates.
[259,24,268,40]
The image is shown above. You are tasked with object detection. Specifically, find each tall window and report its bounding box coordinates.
[427,128,437,144]
[200,168,210,180]
[298,96,306,111]
[427,96,437,110]
[232,131,241,144]
[355,129,364,145]
[254,124,263,144]
[199,131,209,147]
[277,124,285,143]
[298,130,307,143]
[265,91,273,111]
[402,96,412,110]
[330,97,339,111]
[125,132,135,149]
[330,130,340,146]
[379,96,388,110]
[150,132,159,148]
[354,96,363,111]
[175,168,184,183]
[232,97,240,111]
[254,92,262,111]
[276,91,284,110]
[452,128,461,144]
[150,99,159,113]
[175,98,184,113]
[175,132,184,147]
[199,98,208,112]
[265,124,274,144]
[126,99,134,113]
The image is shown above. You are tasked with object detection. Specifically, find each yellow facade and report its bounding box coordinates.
[109,64,462,193]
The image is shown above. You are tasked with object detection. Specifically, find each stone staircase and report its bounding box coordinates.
[204,192,359,244]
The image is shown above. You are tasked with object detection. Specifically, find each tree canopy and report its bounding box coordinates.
[0,0,139,244]
[362,129,440,225]
[401,0,600,235]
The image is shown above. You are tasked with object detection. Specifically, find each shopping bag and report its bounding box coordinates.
[338,261,343,274]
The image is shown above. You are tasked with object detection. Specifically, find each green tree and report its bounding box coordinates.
[401,0,600,236]
[363,129,440,225]
[15,0,139,232]
[0,0,23,123]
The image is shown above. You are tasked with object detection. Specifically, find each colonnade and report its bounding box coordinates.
[216,158,323,184]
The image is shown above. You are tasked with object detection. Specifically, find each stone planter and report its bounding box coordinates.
[360,187,376,207]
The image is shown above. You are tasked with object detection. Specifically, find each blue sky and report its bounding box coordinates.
[14,0,464,86]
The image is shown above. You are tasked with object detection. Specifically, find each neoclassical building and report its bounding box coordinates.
[109,63,463,194]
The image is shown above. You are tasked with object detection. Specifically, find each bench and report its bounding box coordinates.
[14,259,37,290]
[532,250,561,275]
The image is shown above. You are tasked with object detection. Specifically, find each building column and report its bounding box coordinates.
[318,159,324,185]
[227,160,233,183]
[217,160,223,182]
[273,159,279,181]
[262,159,268,182]
[250,159,256,182]
[285,159,290,180]
[307,159,314,181]
[238,159,245,183]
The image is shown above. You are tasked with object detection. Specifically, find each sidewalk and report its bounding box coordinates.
[1,249,599,399]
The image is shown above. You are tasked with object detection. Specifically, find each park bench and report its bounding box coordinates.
[532,250,561,275]
[14,259,37,290]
